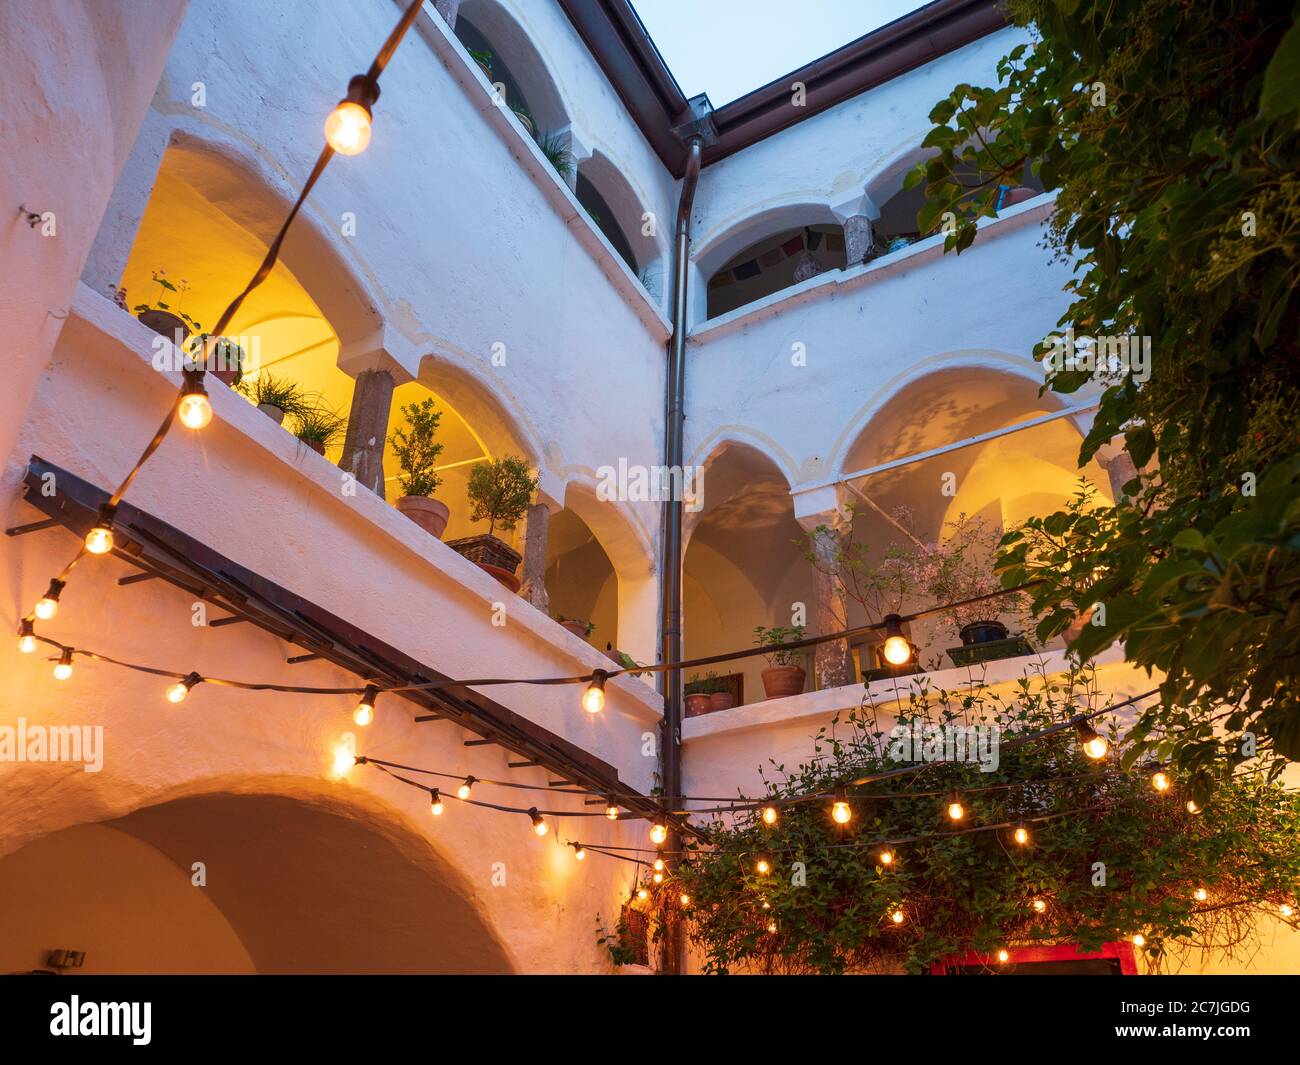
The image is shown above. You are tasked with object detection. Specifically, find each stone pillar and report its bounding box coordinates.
[340,368,396,497]
[518,501,552,612]
[81,108,173,299]
[807,524,852,689]
[1094,435,1140,502]
[842,214,874,267]
[434,0,461,27]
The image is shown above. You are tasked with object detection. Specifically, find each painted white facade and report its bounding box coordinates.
[4,0,1288,975]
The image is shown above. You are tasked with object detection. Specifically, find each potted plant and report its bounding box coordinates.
[537,131,575,182]
[189,334,248,387]
[237,373,307,425]
[293,400,346,456]
[707,675,734,713]
[753,625,807,699]
[509,101,535,137]
[128,270,201,343]
[447,455,537,591]
[684,674,714,717]
[468,47,493,81]
[388,398,450,540]
[554,615,593,641]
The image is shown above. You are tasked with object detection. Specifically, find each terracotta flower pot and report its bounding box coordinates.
[302,438,325,455]
[257,403,287,425]
[136,309,189,344]
[559,619,590,640]
[1001,185,1038,208]
[479,562,521,592]
[685,694,712,717]
[446,534,521,575]
[761,666,806,700]
[396,495,450,539]
[708,691,734,712]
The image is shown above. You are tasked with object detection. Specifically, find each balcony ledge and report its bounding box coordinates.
[58,282,664,726]
[689,191,1057,343]
[682,642,1131,742]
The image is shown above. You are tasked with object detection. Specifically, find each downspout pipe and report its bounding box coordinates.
[659,135,702,974]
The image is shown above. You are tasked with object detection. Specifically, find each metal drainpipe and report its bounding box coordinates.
[659,135,702,975]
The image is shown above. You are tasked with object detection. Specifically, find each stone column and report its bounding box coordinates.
[842,214,875,267]
[807,524,852,689]
[518,501,552,612]
[340,368,396,497]
[1094,435,1140,502]
[433,0,461,28]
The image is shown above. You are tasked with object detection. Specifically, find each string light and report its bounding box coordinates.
[1194,887,1208,902]
[331,735,357,777]
[1075,716,1109,760]
[605,800,619,821]
[1151,770,1171,792]
[653,870,664,884]
[177,368,213,430]
[879,849,894,866]
[996,949,1010,964]
[426,788,443,817]
[762,805,779,825]
[1186,799,1201,815]
[766,920,778,934]
[637,888,649,901]
[649,821,668,846]
[353,684,379,726]
[1031,898,1047,913]
[84,505,116,556]
[52,648,74,681]
[1132,933,1146,948]
[1013,825,1030,845]
[1281,903,1294,918]
[165,671,202,704]
[581,669,607,714]
[881,614,912,666]
[653,858,665,872]
[571,843,586,860]
[890,908,905,925]
[528,808,548,836]
[946,794,965,822]
[324,75,379,156]
[17,619,37,654]
[680,892,691,907]
[34,579,65,621]
[756,858,771,875]
[457,776,476,801]
[831,797,852,824]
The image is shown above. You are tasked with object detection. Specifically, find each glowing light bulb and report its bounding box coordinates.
[1132,933,1146,948]
[529,808,548,836]
[890,909,905,925]
[605,802,619,821]
[879,849,894,866]
[947,798,965,822]
[331,733,357,777]
[1032,898,1047,913]
[165,672,201,704]
[653,871,663,884]
[1281,903,1294,918]
[653,858,664,872]
[457,776,475,801]
[178,391,213,430]
[353,684,378,727]
[582,670,608,714]
[761,899,770,910]
[637,888,649,901]
[766,921,778,934]
[762,805,778,825]
[17,619,36,654]
[84,525,114,555]
[1194,887,1207,902]
[430,790,444,817]
[996,949,1010,964]
[1186,799,1201,815]
[831,800,852,824]
[680,893,691,907]
[1151,771,1170,792]
[1076,718,1109,760]
[324,101,372,155]
[52,648,74,681]
[34,580,64,621]
[880,614,911,666]
[756,858,771,875]
[572,844,586,861]
[649,822,668,846]
[1014,826,1030,846]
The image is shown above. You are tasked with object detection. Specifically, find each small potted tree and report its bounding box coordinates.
[753,625,807,699]
[447,455,538,590]
[388,398,450,539]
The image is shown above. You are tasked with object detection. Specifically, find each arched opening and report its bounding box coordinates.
[835,365,1110,669]
[574,152,662,292]
[0,791,514,974]
[545,508,619,652]
[683,442,813,707]
[455,1,569,137]
[705,220,846,319]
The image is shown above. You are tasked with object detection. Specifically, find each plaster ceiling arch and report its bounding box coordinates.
[683,434,799,554]
[94,782,517,974]
[579,148,669,275]
[458,0,571,133]
[561,478,656,587]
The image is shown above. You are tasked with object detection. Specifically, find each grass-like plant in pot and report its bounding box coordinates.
[388,398,449,540]
[293,400,347,456]
[753,625,807,700]
[237,373,308,426]
[447,455,537,591]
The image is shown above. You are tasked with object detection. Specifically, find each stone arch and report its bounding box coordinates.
[0,780,515,974]
[455,0,571,134]
[575,150,667,282]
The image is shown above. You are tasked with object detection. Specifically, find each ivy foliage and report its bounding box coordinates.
[665,669,1300,975]
[908,0,1300,787]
